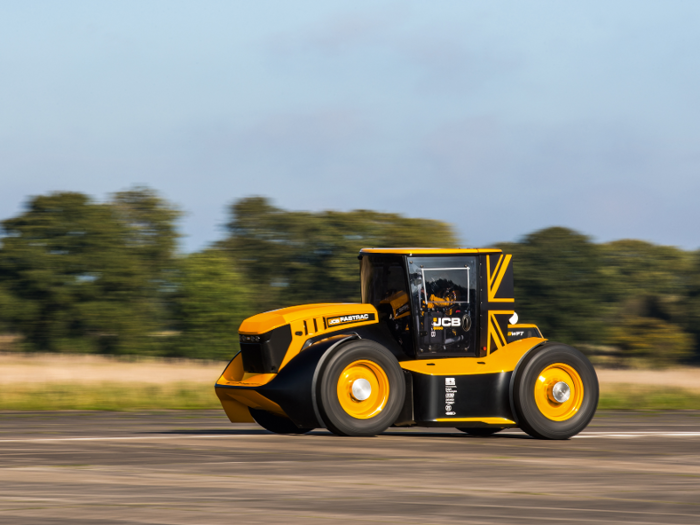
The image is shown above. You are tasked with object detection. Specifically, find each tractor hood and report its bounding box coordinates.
[239,303,378,335]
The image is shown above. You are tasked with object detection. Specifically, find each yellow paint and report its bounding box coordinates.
[239,303,378,334]
[427,294,455,309]
[216,354,277,386]
[400,338,546,376]
[380,290,410,319]
[215,353,287,418]
[236,373,277,386]
[488,310,514,354]
[234,303,379,374]
[534,363,584,421]
[216,387,286,416]
[360,248,502,255]
[435,417,515,425]
[486,254,515,303]
[217,397,255,423]
[336,360,390,419]
[219,352,245,382]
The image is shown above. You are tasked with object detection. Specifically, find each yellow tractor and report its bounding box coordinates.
[216,248,598,439]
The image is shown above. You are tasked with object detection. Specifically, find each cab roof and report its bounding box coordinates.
[359,248,502,255]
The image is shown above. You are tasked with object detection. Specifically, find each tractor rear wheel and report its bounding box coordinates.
[317,340,405,437]
[512,343,598,440]
[249,408,314,434]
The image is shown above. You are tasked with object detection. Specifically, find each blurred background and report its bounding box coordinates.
[1,1,699,410]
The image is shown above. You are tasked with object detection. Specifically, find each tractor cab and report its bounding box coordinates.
[360,248,517,359]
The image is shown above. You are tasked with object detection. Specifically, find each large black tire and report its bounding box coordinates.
[249,408,314,435]
[317,340,405,437]
[512,342,598,440]
[457,427,502,437]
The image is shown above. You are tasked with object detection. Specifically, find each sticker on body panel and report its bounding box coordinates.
[445,377,457,415]
[325,313,376,327]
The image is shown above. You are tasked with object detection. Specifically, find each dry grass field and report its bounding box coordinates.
[0,352,698,410]
[596,368,700,409]
[597,368,700,392]
[0,353,224,410]
[0,352,223,385]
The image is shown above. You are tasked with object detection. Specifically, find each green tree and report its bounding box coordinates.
[110,187,182,332]
[681,250,700,362]
[0,189,180,354]
[598,240,696,364]
[500,227,608,345]
[609,316,693,367]
[110,186,181,278]
[169,250,252,360]
[222,197,459,313]
[600,240,692,313]
[0,283,17,333]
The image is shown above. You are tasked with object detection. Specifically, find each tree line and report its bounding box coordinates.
[0,187,698,366]
[500,229,699,367]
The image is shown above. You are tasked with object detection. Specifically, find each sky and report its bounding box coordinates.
[1,1,700,252]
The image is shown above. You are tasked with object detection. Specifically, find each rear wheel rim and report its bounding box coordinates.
[336,360,390,419]
[534,363,584,421]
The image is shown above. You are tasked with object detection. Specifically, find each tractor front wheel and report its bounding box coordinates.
[317,340,405,437]
[512,343,598,440]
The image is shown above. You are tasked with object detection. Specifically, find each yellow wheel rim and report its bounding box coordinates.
[534,363,584,421]
[336,360,390,419]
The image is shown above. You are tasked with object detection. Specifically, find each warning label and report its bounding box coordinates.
[445,377,456,415]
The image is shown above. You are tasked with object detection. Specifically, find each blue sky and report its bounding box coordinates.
[1,1,699,251]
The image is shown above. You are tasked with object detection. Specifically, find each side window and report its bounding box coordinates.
[361,257,413,354]
[408,257,477,355]
[376,265,412,353]
[378,265,410,319]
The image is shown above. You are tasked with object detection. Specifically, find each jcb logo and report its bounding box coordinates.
[432,317,460,328]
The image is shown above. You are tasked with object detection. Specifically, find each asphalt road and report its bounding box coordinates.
[1,410,699,525]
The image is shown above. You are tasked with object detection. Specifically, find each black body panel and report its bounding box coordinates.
[249,334,355,428]
[303,322,412,361]
[507,327,542,343]
[241,324,292,374]
[478,254,516,357]
[393,370,414,426]
[412,371,514,424]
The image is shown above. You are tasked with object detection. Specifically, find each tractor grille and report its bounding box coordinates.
[240,324,292,374]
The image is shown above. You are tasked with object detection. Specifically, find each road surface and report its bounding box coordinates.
[1,410,699,524]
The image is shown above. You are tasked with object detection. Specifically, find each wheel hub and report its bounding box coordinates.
[351,378,372,401]
[336,360,390,419]
[550,381,571,403]
[534,363,585,422]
